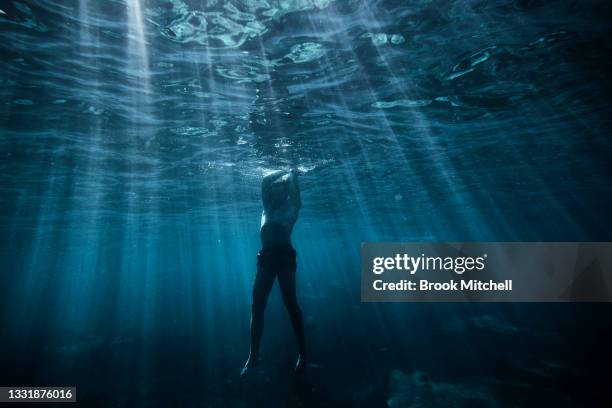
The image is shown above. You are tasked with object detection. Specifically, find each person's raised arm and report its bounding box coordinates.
[261,172,277,210]
[289,169,301,209]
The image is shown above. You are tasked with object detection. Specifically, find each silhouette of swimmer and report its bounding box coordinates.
[242,169,306,375]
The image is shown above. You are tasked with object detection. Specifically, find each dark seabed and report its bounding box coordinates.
[1,0,611,406]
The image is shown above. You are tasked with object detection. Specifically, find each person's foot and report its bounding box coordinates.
[240,355,260,377]
[294,353,306,374]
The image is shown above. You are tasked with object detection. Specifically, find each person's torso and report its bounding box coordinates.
[260,197,299,249]
[260,218,293,249]
[260,172,299,248]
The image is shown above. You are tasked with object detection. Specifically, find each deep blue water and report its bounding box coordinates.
[1,1,611,406]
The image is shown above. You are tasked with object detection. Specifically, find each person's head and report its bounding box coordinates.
[267,173,290,205]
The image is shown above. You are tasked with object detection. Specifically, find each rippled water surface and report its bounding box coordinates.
[1,0,611,238]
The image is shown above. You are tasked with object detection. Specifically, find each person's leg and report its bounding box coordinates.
[277,259,306,372]
[243,258,275,374]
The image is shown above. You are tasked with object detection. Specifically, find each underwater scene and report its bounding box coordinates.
[1,0,611,406]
